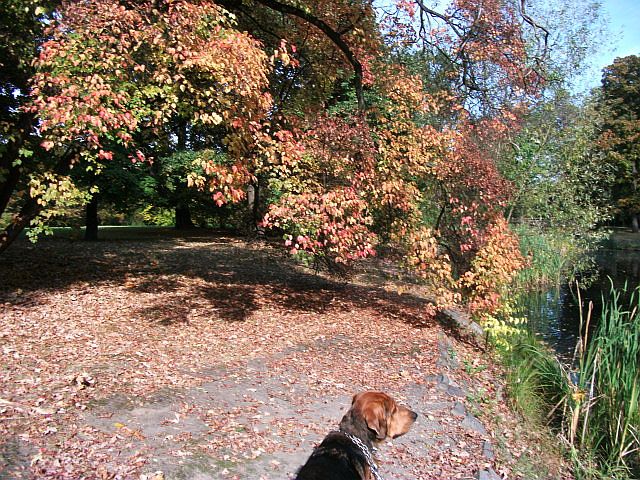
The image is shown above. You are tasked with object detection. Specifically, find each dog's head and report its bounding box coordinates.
[340,391,418,442]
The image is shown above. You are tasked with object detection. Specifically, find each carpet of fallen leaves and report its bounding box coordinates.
[0,230,573,479]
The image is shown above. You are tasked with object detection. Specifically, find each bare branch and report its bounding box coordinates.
[218,0,366,111]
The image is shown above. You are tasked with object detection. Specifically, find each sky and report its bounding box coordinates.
[581,0,640,90]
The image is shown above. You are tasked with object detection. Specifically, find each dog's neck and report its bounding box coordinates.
[338,412,377,449]
[338,414,384,480]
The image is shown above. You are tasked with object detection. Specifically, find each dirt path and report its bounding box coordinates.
[0,232,569,479]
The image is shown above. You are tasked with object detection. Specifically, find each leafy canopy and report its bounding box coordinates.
[2,0,593,318]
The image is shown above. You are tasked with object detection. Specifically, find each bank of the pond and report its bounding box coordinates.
[506,286,640,479]
[0,233,573,479]
[505,230,640,479]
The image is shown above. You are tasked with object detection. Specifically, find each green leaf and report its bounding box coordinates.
[18,147,33,158]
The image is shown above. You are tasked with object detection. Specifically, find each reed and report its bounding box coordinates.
[506,284,640,478]
[515,227,573,289]
[514,226,602,291]
[571,284,640,476]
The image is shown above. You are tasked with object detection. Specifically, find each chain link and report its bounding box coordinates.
[343,433,384,480]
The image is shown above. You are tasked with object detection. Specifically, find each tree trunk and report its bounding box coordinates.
[247,182,261,228]
[0,197,39,254]
[175,203,194,229]
[0,164,21,221]
[0,113,33,217]
[252,182,260,228]
[176,119,188,150]
[632,214,640,233]
[84,195,99,241]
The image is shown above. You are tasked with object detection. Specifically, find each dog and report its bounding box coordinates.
[295,391,418,480]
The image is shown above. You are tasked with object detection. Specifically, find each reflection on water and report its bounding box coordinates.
[518,286,579,359]
[518,248,640,360]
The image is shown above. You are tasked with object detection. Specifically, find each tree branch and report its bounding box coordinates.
[218,0,366,111]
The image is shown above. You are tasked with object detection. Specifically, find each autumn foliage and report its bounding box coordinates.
[0,0,551,315]
[264,187,377,271]
[458,217,526,315]
[30,0,271,157]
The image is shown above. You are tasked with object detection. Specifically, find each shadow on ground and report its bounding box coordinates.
[0,232,437,329]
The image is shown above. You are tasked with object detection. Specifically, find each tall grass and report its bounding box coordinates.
[516,229,570,289]
[571,284,640,476]
[514,225,604,291]
[505,335,569,423]
[505,284,640,478]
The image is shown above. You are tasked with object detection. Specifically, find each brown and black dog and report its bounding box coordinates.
[295,392,418,480]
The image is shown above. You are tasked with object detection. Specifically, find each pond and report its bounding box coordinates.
[518,246,640,360]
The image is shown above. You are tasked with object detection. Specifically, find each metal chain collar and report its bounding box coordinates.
[343,432,384,480]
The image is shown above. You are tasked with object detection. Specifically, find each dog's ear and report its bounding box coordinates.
[362,402,387,440]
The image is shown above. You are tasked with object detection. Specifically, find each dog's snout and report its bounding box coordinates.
[410,410,418,421]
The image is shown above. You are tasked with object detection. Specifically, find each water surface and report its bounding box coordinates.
[519,248,640,359]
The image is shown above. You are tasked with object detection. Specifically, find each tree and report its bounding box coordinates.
[378,0,550,114]
[184,0,548,312]
[1,0,552,251]
[72,150,148,240]
[1,0,273,251]
[2,0,560,319]
[502,92,612,231]
[597,55,640,231]
[0,1,64,248]
[520,0,608,91]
